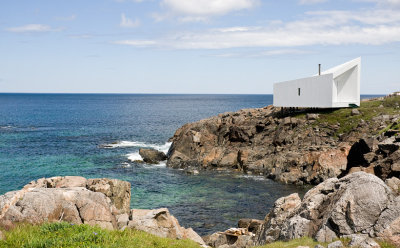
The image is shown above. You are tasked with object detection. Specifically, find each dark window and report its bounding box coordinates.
[298,88,301,96]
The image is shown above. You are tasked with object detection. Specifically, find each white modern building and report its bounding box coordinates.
[273,57,361,108]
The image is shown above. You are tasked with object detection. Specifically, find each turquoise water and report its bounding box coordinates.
[0,94,379,234]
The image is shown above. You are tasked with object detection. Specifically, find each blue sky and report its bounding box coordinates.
[1,0,400,94]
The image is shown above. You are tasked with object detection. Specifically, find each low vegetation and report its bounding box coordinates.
[0,222,200,248]
[256,236,396,248]
[317,95,399,136]
[0,222,397,248]
[256,237,325,248]
[293,95,400,137]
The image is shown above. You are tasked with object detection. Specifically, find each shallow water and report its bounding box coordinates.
[0,93,381,235]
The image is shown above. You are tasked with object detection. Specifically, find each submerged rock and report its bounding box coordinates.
[139,148,167,164]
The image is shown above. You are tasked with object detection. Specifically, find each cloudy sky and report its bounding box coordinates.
[1,0,400,94]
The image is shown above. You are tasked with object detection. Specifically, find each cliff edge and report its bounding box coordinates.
[167,95,400,185]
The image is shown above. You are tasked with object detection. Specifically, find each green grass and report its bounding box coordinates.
[256,237,324,248]
[0,222,201,248]
[379,240,398,248]
[293,95,400,137]
[1,223,397,248]
[379,121,400,135]
[255,237,397,248]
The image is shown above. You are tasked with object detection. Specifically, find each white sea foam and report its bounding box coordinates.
[155,161,167,167]
[238,175,267,181]
[126,152,143,162]
[142,161,167,169]
[121,162,131,168]
[0,125,13,129]
[101,140,172,153]
[107,140,171,165]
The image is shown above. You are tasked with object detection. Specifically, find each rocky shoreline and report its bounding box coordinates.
[1,173,399,247]
[203,171,400,248]
[0,176,206,247]
[167,95,400,185]
[1,95,400,247]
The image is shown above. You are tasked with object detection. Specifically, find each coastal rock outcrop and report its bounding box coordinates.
[0,176,123,230]
[167,95,400,185]
[139,148,167,164]
[0,176,206,246]
[206,172,400,248]
[128,208,205,245]
[343,130,400,182]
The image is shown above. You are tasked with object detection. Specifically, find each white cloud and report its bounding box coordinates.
[120,13,140,28]
[6,24,61,33]
[154,0,258,22]
[213,49,311,58]
[257,49,311,56]
[307,9,400,25]
[162,0,257,16]
[299,0,327,5]
[114,40,157,46]
[356,0,400,7]
[114,8,400,49]
[115,0,146,2]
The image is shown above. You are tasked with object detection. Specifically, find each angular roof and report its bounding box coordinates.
[319,57,361,79]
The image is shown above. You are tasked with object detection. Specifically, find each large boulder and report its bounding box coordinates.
[207,172,400,247]
[0,176,205,246]
[87,178,131,215]
[257,193,301,243]
[256,172,397,244]
[24,176,131,215]
[0,187,117,230]
[139,148,167,164]
[128,208,206,247]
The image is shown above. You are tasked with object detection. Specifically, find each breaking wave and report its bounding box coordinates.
[100,141,172,154]
[126,152,142,162]
[116,141,172,165]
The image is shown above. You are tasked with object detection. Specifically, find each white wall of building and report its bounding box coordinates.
[273,57,361,108]
[273,74,333,108]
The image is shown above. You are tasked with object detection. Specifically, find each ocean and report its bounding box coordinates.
[0,93,382,235]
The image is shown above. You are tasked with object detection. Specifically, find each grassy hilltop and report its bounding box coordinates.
[295,95,400,136]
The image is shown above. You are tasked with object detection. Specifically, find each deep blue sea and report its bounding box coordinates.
[0,93,382,235]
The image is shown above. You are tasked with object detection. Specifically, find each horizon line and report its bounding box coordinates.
[0,92,388,95]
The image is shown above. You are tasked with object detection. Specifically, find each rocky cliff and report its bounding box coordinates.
[167,95,400,185]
